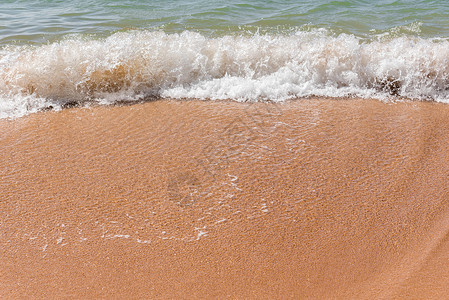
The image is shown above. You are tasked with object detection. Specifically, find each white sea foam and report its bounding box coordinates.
[1,29,449,118]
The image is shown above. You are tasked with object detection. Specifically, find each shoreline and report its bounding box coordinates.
[2,98,449,298]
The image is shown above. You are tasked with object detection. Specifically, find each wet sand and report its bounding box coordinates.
[1,98,449,299]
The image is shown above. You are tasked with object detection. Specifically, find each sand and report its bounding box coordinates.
[1,98,449,299]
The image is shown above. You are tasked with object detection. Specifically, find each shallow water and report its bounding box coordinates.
[2,99,449,298]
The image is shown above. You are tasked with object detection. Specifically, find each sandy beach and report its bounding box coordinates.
[1,98,449,298]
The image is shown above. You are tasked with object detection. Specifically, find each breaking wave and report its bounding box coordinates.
[1,28,449,118]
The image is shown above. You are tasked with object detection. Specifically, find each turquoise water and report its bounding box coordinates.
[1,0,449,44]
[1,1,449,118]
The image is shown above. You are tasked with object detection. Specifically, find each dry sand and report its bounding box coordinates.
[1,98,449,299]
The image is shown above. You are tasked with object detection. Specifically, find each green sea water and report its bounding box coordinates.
[1,1,449,118]
[1,0,449,44]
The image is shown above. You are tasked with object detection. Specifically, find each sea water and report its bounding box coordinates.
[1,0,449,118]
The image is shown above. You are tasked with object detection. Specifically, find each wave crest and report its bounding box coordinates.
[1,29,449,118]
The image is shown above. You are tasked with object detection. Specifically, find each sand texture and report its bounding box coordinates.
[1,98,449,299]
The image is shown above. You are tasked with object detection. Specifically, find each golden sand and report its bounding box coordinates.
[1,98,449,298]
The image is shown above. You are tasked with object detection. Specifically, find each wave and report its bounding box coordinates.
[1,29,449,118]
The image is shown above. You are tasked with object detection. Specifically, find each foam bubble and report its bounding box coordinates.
[1,29,449,118]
